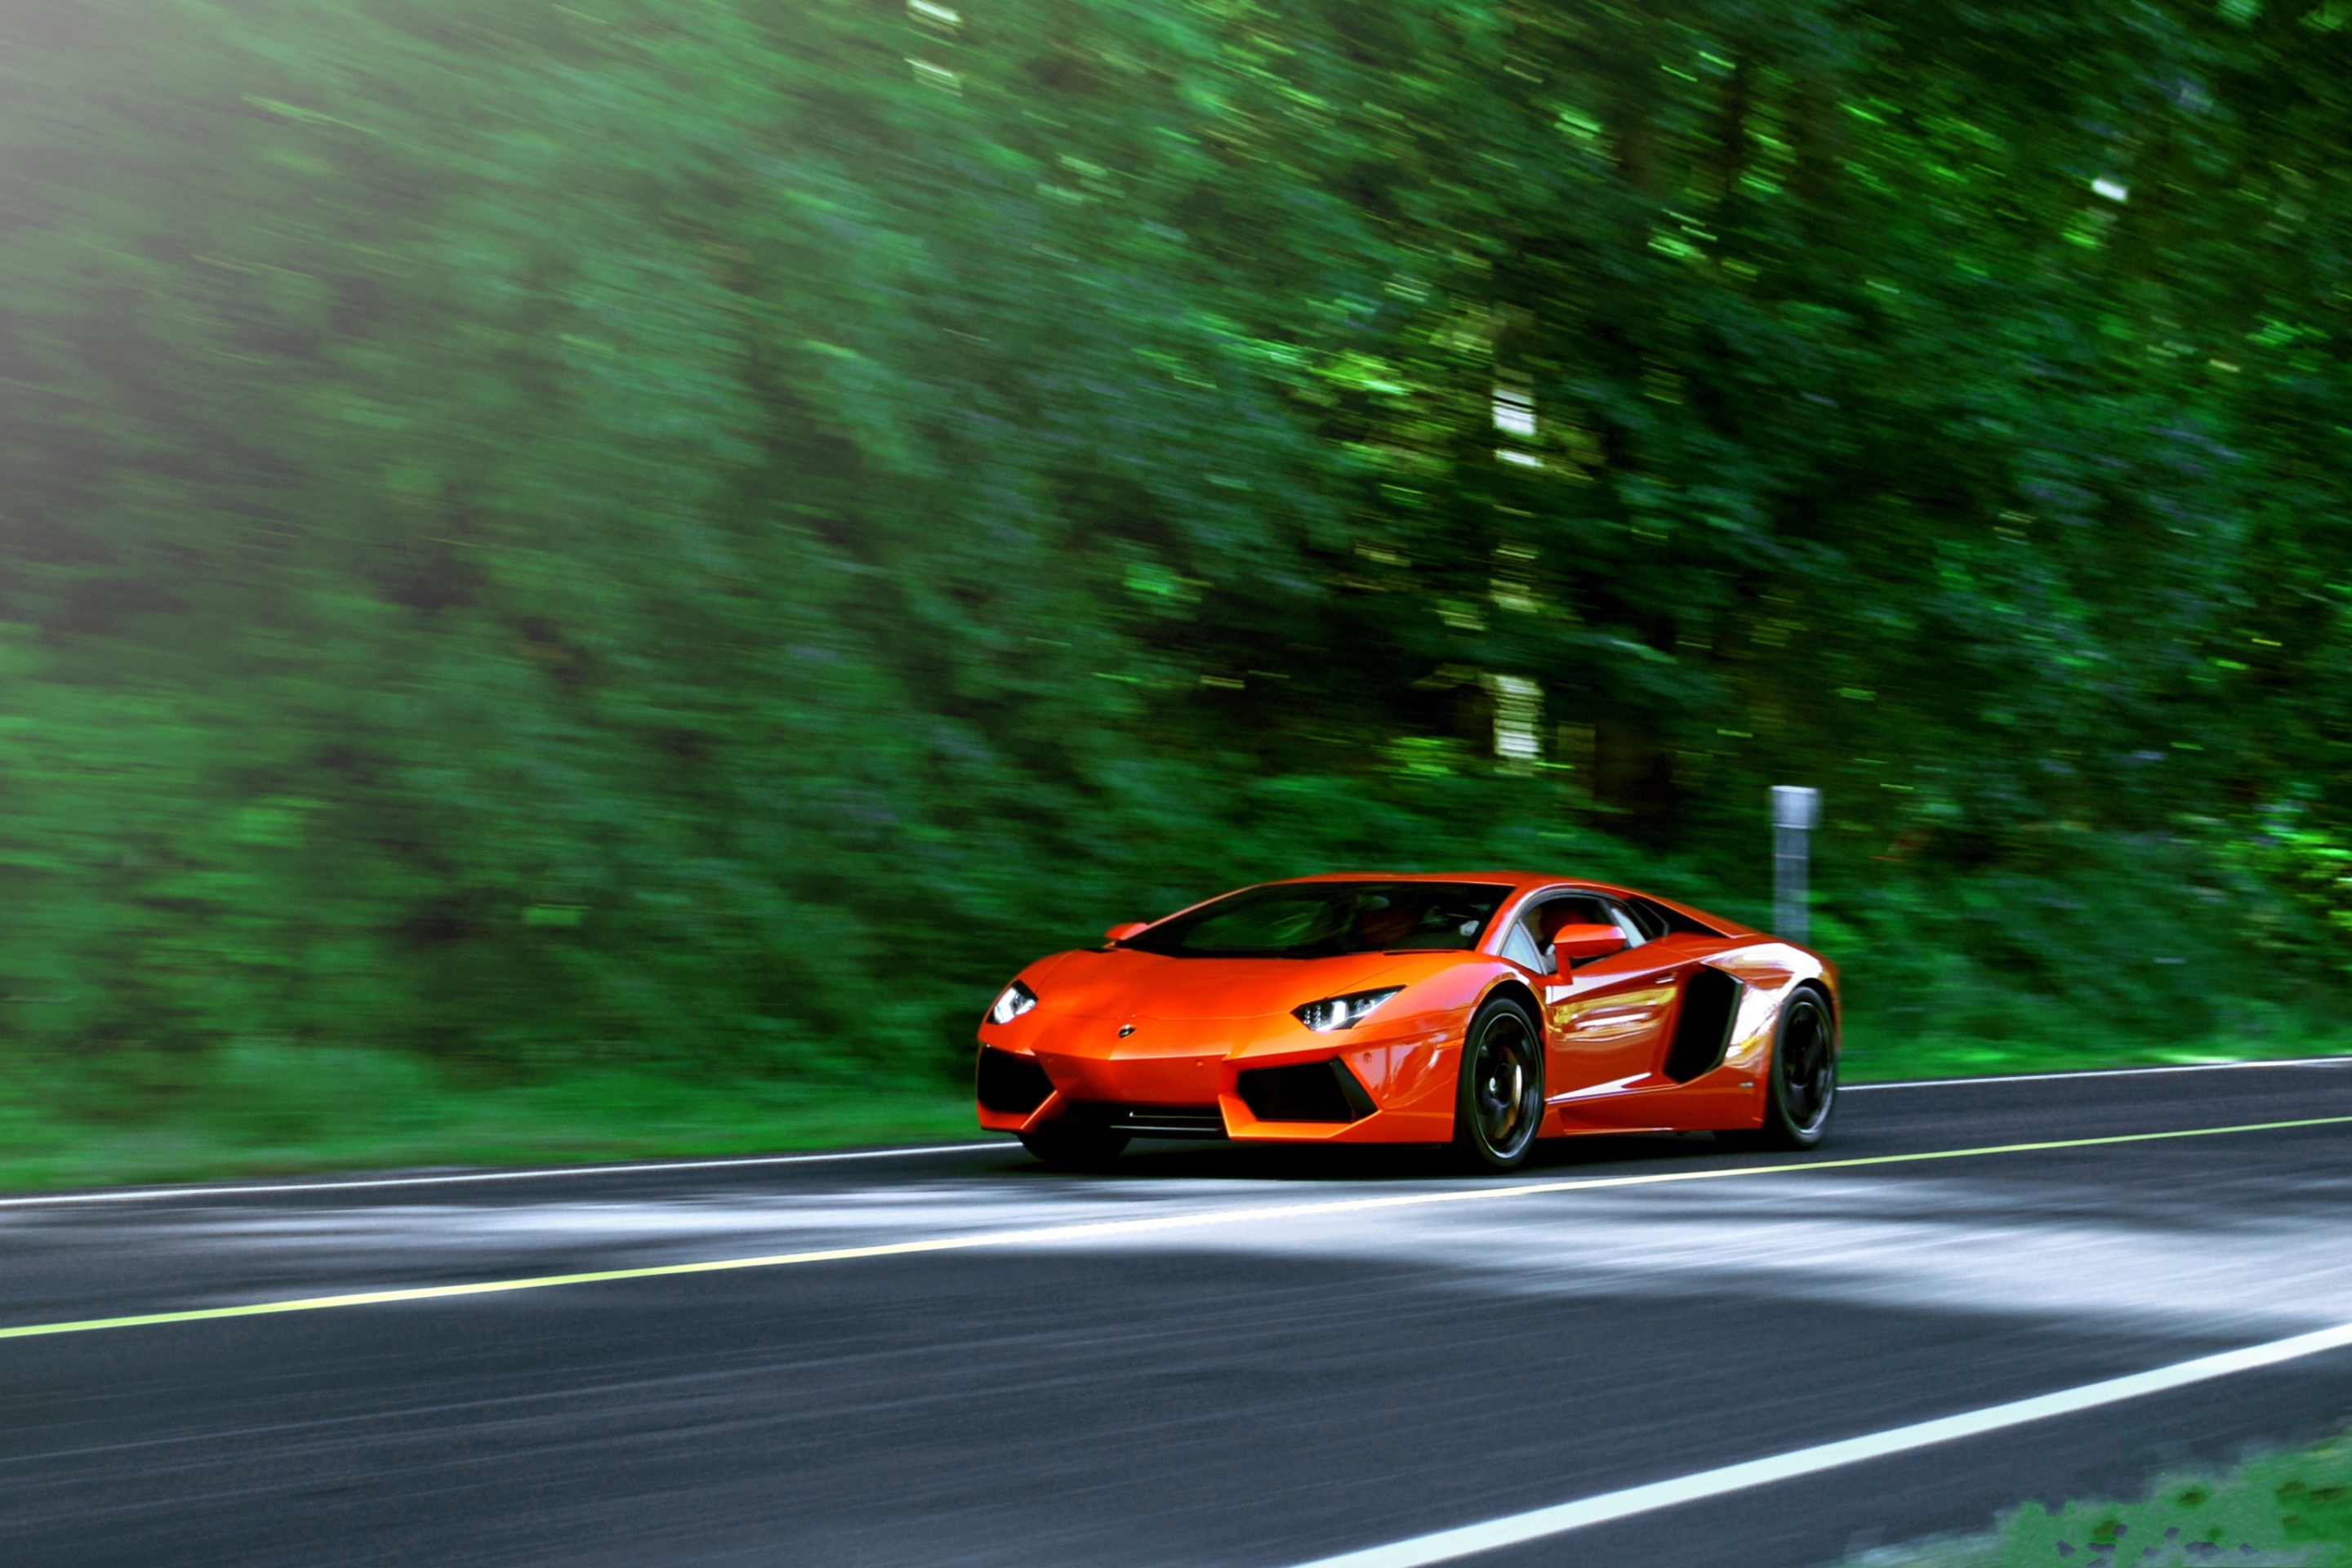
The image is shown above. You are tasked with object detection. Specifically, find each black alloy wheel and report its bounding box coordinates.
[1724,986,1837,1152]
[1453,995,1546,1171]
[1018,1125,1131,1171]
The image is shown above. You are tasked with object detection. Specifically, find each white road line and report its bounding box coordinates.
[9,1054,2348,1209]
[1845,1054,2352,1092]
[1289,1319,2352,1568]
[0,1142,1014,1209]
[9,1114,2349,1343]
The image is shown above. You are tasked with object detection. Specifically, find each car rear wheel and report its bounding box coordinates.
[1453,995,1546,1171]
[1019,1126,1130,1170]
[1722,986,1836,1152]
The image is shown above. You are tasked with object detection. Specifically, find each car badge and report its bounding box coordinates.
[1116,1024,1135,1037]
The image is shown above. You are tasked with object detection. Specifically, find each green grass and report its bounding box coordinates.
[1838,1030,2352,1085]
[0,1045,982,1193]
[1841,1432,2352,1567]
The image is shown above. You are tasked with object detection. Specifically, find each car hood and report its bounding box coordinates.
[1030,948,1423,1022]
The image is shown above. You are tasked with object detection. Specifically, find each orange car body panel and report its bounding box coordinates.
[975,871,1839,1146]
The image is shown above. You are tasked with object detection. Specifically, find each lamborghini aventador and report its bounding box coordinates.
[974,873,1838,1169]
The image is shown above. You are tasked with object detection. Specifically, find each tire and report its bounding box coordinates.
[1452,994,1547,1171]
[1019,1126,1131,1170]
[1721,985,1837,1152]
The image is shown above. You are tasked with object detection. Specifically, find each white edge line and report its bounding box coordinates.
[12,1054,2350,1207]
[1845,1054,2352,1092]
[0,1142,1016,1209]
[1290,1320,2352,1568]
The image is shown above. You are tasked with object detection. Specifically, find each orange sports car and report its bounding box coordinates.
[975,872,1838,1169]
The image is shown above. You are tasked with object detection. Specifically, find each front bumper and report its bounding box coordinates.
[974,1008,1454,1143]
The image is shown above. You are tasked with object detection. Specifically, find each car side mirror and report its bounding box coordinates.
[1548,923,1628,962]
[1103,922,1150,944]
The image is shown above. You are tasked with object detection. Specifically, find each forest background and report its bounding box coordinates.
[2,0,2350,1183]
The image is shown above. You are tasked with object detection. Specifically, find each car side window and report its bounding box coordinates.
[1517,893,1625,974]
[1624,893,1725,938]
[1601,900,1650,948]
[1499,919,1547,973]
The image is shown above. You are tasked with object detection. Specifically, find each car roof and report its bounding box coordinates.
[1248,871,1757,935]
[1265,870,1610,894]
[1270,879,1599,889]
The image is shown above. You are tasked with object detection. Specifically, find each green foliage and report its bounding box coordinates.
[2237,804,2352,962]
[1842,1432,2352,1567]
[2,0,2350,1125]
[0,1048,977,1190]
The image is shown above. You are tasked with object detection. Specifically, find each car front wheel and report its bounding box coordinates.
[1452,995,1546,1171]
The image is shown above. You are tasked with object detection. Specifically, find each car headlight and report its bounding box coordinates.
[1293,987,1403,1032]
[988,980,1040,1026]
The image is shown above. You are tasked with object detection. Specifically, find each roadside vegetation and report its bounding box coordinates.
[0,1056,982,1192]
[1840,1432,2352,1568]
[3,0,2350,1183]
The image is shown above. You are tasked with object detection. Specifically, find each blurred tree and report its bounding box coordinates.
[0,0,2347,1089]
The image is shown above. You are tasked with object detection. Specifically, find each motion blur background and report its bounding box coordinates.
[2,0,2349,1177]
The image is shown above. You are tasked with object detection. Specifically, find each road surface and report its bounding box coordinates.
[4,1059,2351,1567]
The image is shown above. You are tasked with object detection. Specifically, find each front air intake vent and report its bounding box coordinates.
[1065,1103,1228,1139]
[1236,1060,1377,1124]
[976,1046,1055,1115]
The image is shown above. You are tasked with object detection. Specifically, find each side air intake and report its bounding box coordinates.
[976,1045,1055,1115]
[1664,966,1742,1083]
[1236,1059,1377,1124]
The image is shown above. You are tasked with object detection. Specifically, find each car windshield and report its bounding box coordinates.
[1124,881,1511,959]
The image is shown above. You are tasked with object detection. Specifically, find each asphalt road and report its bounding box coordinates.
[6,1062,2352,1568]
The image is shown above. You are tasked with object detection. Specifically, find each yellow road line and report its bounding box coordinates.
[6,1113,2349,1343]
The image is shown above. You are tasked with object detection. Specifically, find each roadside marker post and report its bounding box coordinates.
[1772,785,1818,946]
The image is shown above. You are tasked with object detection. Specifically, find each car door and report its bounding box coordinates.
[1534,896,1688,1125]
